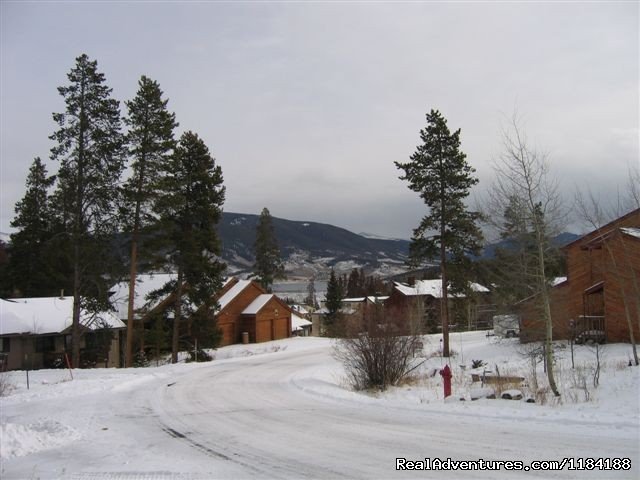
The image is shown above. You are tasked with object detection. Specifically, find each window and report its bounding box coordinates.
[1,337,9,353]
[35,336,56,353]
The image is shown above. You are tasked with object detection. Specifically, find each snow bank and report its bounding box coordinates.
[2,333,638,470]
[0,421,81,458]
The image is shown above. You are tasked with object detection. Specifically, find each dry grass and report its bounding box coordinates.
[0,372,14,397]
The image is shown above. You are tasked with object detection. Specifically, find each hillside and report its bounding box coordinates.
[480,232,580,259]
[218,212,410,278]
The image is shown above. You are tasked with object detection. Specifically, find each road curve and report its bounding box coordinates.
[152,346,639,480]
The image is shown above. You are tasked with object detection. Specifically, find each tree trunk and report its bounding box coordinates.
[536,228,560,397]
[125,143,150,367]
[71,80,87,369]
[441,250,450,357]
[72,250,81,368]
[171,269,183,364]
[125,232,138,367]
[441,207,450,357]
[604,237,639,366]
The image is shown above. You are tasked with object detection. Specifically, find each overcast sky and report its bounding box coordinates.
[1,1,638,239]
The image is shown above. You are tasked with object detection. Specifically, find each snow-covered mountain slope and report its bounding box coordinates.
[219,212,410,277]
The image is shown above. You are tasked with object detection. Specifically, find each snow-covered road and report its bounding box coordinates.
[2,341,638,479]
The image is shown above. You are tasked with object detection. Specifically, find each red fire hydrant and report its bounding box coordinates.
[439,364,452,398]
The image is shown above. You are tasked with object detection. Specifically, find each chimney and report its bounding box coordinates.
[59,289,65,299]
[408,276,416,287]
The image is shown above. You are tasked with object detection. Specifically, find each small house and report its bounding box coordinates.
[292,313,312,336]
[384,279,490,333]
[111,275,292,347]
[0,296,125,370]
[311,296,388,336]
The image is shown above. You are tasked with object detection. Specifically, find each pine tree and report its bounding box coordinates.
[395,109,482,357]
[7,158,60,297]
[153,131,226,363]
[122,76,178,367]
[252,207,285,292]
[49,54,126,367]
[324,268,343,336]
[346,268,361,297]
[0,240,9,297]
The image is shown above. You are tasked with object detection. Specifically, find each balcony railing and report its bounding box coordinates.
[574,315,606,344]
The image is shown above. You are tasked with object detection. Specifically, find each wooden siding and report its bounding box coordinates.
[246,296,291,343]
[384,288,488,334]
[602,233,640,342]
[216,282,266,346]
[520,209,640,343]
[518,282,570,343]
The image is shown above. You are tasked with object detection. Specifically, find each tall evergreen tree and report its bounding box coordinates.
[324,268,343,336]
[153,131,226,363]
[49,54,126,367]
[7,158,59,297]
[395,109,482,357]
[252,207,285,292]
[0,240,9,297]
[122,76,178,367]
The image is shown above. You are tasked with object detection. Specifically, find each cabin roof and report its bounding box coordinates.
[0,296,125,336]
[394,279,489,298]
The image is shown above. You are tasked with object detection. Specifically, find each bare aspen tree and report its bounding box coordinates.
[626,164,640,210]
[487,115,564,397]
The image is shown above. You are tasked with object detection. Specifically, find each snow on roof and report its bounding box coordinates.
[368,296,389,303]
[242,294,275,315]
[552,277,568,287]
[111,275,237,319]
[394,279,489,298]
[111,273,177,319]
[0,297,125,336]
[621,227,640,239]
[341,296,389,304]
[217,279,253,312]
[314,307,358,315]
[291,305,309,315]
[292,313,312,331]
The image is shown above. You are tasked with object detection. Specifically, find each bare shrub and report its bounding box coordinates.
[0,372,14,397]
[471,359,485,369]
[334,305,424,391]
[572,367,591,403]
[615,360,630,371]
[534,386,551,405]
[335,332,423,391]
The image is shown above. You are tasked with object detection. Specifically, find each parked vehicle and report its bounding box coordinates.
[492,314,520,338]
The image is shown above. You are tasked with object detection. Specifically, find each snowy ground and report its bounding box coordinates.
[1,332,638,479]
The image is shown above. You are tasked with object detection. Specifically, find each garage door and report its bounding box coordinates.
[219,323,235,346]
[256,320,272,343]
[273,317,288,340]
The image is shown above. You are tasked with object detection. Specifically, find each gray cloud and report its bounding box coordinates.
[1,2,637,239]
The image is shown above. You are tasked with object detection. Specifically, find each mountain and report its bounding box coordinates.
[216,213,582,278]
[218,212,410,278]
[480,232,581,259]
